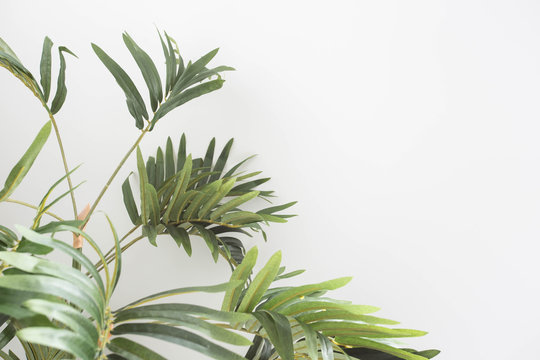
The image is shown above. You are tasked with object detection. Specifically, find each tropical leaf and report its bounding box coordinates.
[93,31,231,130]
[120,134,295,265]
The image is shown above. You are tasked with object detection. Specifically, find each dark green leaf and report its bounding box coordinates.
[92,43,148,128]
[193,224,219,262]
[108,337,166,360]
[335,337,430,360]
[39,37,53,102]
[166,226,191,256]
[208,138,233,182]
[177,133,187,170]
[50,46,77,114]
[253,310,293,360]
[122,175,140,225]
[123,32,163,112]
[165,137,175,179]
[151,79,224,129]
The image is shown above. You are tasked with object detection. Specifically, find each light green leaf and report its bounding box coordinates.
[222,246,258,312]
[261,277,353,311]
[114,307,251,346]
[311,321,428,338]
[17,327,95,360]
[23,299,98,345]
[112,323,245,360]
[209,190,259,221]
[298,320,318,360]
[237,251,282,313]
[0,121,51,202]
[334,337,431,360]
[117,281,242,311]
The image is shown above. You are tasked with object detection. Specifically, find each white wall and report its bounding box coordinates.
[1,1,539,359]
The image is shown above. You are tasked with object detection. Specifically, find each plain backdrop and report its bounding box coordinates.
[1,1,539,359]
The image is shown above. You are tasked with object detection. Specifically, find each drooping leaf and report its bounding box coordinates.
[298,320,318,360]
[17,327,95,360]
[92,43,148,128]
[108,337,167,360]
[253,310,294,360]
[50,46,77,114]
[112,323,245,360]
[335,337,431,360]
[166,225,191,255]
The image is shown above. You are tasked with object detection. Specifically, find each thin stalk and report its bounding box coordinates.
[98,224,140,268]
[47,110,78,219]
[0,62,78,218]
[83,124,150,227]
[4,198,64,222]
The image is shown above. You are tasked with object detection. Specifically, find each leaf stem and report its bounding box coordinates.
[83,125,150,227]
[4,198,64,221]
[0,62,79,219]
[47,110,78,219]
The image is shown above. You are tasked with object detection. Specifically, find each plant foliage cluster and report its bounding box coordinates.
[0,31,440,360]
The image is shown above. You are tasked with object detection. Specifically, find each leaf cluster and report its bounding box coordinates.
[93,31,233,130]
[122,134,295,264]
[0,31,440,360]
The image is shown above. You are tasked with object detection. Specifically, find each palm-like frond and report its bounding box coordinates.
[0,37,76,114]
[220,247,440,360]
[92,31,234,130]
[0,225,255,360]
[121,134,296,264]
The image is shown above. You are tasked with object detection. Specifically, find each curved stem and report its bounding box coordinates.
[83,125,150,227]
[4,198,65,222]
[0,62,78,219]
[99,224,140,266]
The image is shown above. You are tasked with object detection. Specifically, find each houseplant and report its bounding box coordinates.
[0,31,440,360]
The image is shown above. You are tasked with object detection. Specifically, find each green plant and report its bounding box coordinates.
[0,31,440,360]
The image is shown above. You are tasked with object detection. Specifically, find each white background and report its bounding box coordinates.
[1,1,539,359]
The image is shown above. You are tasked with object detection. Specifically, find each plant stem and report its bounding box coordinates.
[83,125,150,227]
[0,62,79,219]
[4,198,64,221]
[47,111,78,219]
